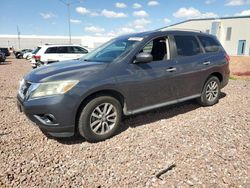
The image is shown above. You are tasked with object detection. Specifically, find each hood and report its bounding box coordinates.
[25,59,108,83]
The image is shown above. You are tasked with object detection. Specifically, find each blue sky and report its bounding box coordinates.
[0,0,250,36]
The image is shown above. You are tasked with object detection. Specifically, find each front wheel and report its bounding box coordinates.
[198,76,221,106]
[78,96,122,142]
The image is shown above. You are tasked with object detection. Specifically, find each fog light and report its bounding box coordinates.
[34,114,58,125]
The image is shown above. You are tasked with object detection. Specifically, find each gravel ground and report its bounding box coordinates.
[0,57,249,187]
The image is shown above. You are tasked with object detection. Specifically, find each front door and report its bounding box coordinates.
[125,59,178,111]
[237,40,246,55]
[118,36,178,111]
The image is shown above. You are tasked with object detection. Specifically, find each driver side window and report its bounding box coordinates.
[142,41,153,53]
[142,37,169,61]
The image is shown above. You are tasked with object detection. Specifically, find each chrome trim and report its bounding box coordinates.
[203,61,211,65]
[123,94,200,115]
[166,67,177,72]
[18,80,40,101]
[18,79,25,100]
[26,83,40,100]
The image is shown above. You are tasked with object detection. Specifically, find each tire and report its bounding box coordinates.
[198,76,221,106]
[17,55,23,59]
[78,96,122,142]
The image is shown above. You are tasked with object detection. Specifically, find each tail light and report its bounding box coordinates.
[34,55,41,61]
[225,54,230,63]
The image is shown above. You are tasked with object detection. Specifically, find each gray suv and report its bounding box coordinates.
[17,30,230,142]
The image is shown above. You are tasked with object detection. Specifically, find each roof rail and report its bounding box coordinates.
[43,43,80,45]
[160,28,203,33]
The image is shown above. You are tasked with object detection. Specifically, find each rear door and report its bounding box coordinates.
[170,34,208,99]
[197,35,229,85]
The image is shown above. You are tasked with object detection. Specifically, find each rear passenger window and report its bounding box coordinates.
[198,36,222,53]
[174,35,202,57]
[69,46,88,54]
[57,47,69,53]
[45,47,57,54]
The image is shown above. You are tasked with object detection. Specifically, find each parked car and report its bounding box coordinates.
[0,48,10,56]
[14,49,32,59]
[17,30,230,142]
[23,50,35,60]
[0,51,6,63]
[30,44,89,68]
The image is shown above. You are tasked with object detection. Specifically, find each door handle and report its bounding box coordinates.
[203,61,211,65]
[166,67,176,72]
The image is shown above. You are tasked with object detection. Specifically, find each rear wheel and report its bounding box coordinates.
[198,76,220,106]
[78,96,122,142]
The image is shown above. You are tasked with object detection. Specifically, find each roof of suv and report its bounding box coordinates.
[38,44,84,48]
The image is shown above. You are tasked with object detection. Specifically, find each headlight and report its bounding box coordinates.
[30,80,79,99]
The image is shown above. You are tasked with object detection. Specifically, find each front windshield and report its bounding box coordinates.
[82,37,143,63]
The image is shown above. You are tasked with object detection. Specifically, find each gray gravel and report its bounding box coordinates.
[0,57,249,187]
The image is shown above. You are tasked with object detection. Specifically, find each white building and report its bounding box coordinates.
[0,35,112,50]
[161,15,250,56]
[1,15,249,55]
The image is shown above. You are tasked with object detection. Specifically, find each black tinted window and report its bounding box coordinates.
[69,46,88,54]
[45,47,57,53]
[174,35,202,56]
[142,37,167,61]
[198,35,222,53]
[57,47,69,53]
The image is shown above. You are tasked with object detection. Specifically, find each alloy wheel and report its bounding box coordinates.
[205,81,219,102]
[90,103,117,135]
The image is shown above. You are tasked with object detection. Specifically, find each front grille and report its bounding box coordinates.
[19,81,31,99]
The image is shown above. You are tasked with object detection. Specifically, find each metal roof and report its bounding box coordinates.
[159,15,250,31]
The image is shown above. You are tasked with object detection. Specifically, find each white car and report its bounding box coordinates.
[23,51,34,60]
[30,44,89,68]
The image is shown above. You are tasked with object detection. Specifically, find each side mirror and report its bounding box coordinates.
[134,52,153,63]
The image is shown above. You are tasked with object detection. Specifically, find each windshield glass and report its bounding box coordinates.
[82,37,143,63]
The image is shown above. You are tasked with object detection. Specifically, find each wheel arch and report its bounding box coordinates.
[201,72,223,92]
[198,72,222,106]
[209,72,223,83]
[74,89,125,132]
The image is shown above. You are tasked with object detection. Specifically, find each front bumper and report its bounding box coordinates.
[17,94,77,137]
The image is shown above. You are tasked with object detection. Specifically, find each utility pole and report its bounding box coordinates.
[59,0,82,44]
[17,26,20,49]
[67,3,71,44]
